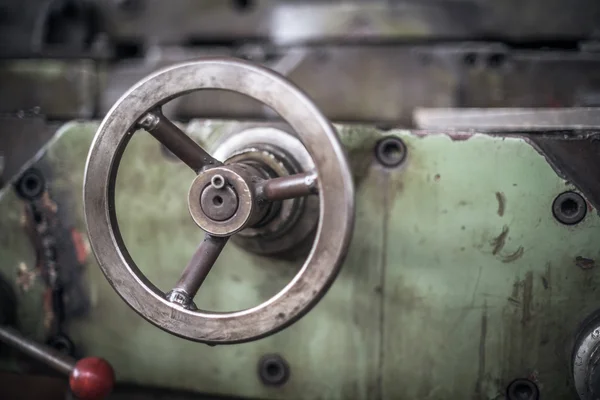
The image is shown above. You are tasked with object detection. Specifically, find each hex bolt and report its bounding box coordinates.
[374,137,407,167]
[552,191,587,225]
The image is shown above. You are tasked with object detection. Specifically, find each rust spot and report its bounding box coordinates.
[500,246,524,263]
[434,174,441,181]
[576,256,596,270]
[522,272,533,325]
[491,225,509,255]
[495,192,506,217]
[70,228,89,264]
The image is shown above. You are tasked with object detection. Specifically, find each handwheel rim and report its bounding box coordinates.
[84,58,354,343]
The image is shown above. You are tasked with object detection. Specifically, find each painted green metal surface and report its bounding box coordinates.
[1,122,599,399]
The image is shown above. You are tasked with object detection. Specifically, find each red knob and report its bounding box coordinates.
[69,357,115,400]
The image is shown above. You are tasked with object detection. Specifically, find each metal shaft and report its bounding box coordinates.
[174,235,229,299]
[139,112,221,173]
[261,171,319,201]
[0,326,74,375]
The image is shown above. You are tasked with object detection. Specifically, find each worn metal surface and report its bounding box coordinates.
[84,59,354,343]
[415,108,600,130]
[2,121,600,398]
[140,111,221,173]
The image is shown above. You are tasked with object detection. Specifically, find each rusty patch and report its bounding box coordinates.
[500,246,524,263]
[521,272,534,325]
[491,225,509,255]
[576,256,596,270]
[495,192,506,217]
[70,228,89,265]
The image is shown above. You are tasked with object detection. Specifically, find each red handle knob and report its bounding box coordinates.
[69,357,115,400]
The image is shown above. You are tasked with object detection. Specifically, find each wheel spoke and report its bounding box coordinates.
[259,171,319,201]
[167,234,228,308]
[138,111,221,173]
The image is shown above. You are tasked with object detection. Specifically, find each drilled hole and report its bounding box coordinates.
[213,196,223,206]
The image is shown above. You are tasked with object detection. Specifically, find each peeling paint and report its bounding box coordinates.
[575,256,596,270]
[491,225,509,255]
[496,192,506,217]
[500,247,524,263]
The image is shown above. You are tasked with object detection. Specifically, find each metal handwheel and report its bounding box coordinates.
[84,58,354,344]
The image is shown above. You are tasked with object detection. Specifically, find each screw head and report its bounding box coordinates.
[552,191,587,225]
[506,379,539,400]
[375,137,407,167]
[258,354,290,386]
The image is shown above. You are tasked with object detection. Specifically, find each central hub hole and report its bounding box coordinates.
[561,198,579,216]
[213,195,224,206]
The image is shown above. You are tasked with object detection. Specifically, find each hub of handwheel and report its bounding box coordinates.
[188,164,270,237]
